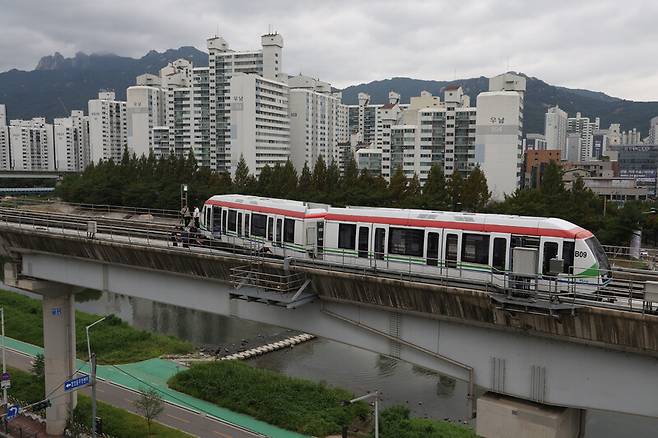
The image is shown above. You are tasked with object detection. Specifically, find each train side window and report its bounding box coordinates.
[445,234,458,268]
[338,224,357,250]
[276,218,283,245]
[427,232,439,266]
[543,242,559,274]
[388,227,424,257]
[251,213,267,237]
[462,233,490,265]
[237,212,243,236]
[268,217,274,241]
[284,218,295,243]
[228,210,237,232]
[222,210,227,233]
[563,241,575,274]
[358,227,369,258]
[213,207,221,234]
[492,238,507,271]
[244,214,250,237]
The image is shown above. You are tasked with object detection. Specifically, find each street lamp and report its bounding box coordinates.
[86,316,106,438]
[343,390,380,438]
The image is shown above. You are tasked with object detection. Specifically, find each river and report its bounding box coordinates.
[67,290,658,436]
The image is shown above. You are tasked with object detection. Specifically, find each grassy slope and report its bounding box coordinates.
[0,289,193,364]
[378,405,477,438]
[169,360,370,437]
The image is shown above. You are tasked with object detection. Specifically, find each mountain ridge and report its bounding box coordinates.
[1,50,657,134]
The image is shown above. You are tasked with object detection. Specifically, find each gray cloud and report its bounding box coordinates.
[1,0,656,100]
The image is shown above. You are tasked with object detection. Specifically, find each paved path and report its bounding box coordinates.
[4,337,307,438]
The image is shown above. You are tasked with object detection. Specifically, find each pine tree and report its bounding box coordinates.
[257,165,273,197]
[422,164,450,210]
[447,171,465,210]
[234,155,251,194]
[462,166,491,212]
[388,166,407,207]
[342,155,359,190]
[311,156,328,195]
[326,160,341,202]
[281,160,298,197]
[403,173,422,208]
[298,162,312,198]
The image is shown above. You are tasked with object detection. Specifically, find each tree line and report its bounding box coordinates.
[56,150,657,246]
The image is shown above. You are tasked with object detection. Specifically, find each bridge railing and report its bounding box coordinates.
[1,209,658,315]
[0,197,181,220]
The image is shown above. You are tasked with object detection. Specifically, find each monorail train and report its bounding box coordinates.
[200,194,611,292]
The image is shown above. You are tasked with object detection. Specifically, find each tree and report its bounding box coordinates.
[447,171,465,210]
[31,353,45,379]
[298,162,312,197]
[388,166,407,207]
[234,155,251,194]
[462,166,491,212]
[133,387,165,436]
[311,156,328,195]
[540,160,564,196]
[422,164,450,210]
[403,174,422,208]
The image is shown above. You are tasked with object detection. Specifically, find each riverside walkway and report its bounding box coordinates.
[4,337,307,438]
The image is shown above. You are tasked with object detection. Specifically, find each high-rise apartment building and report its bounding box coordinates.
[9,118,55,170]
[288,75,348,172]
[650,116,658,145]
[0,105,9,170]
[208,33,284,171]
[348,93,379,147]
[88,91,127,163]
[54,110,90,171]
[475,73,526,199]
[567,112,599,162]
[126,84,165,158]
[229,73,290,176]
[544,105,567,152]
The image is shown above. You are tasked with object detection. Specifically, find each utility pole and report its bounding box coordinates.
[91,353,97,438]
[345,391,380,438]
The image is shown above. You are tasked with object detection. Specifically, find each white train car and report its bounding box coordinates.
[199,194,611,293]
[322,206,610,289]
[200,194,327,257]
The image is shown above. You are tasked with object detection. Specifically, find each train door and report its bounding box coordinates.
[427,232,440,267]
[267,217,274,242]
[244,213,250,238]
[358,225,370,259]
[374,228,386,263]
[276,218,283,247]
[490,235,509,273]
[212,206,222,236]
[237,212,243,237]
[444,232,459,270]
[540,238,561,277]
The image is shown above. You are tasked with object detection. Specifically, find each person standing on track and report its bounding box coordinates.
[181,204,191,226]
[193,206,200,228]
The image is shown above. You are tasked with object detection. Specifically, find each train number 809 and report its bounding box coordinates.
[575,250,588,258]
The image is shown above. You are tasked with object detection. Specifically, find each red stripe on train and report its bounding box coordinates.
[324,214,593,239]
[206,200,327,219]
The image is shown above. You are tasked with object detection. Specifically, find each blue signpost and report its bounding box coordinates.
[6,405,19,421]
[64,375,90,392]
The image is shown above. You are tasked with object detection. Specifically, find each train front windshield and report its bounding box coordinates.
[585,236,611,276]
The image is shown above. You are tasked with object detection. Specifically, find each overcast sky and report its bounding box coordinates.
[1,0,656,100]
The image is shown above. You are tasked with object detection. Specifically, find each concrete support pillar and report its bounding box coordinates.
[42,290,77,435]
[476,392,582,438]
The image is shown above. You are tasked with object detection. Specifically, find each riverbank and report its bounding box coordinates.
[0,289,194,363]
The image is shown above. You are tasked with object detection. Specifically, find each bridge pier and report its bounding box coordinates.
[42,288,77,435]
[5,264,77,436]
[476,392,582,438]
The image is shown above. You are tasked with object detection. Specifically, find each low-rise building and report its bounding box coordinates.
[566,177,648,202]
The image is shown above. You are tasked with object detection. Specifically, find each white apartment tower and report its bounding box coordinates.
[229,73,290,176]
[567,112,599,161]
[88,91,127,163]
[475,73,526,199]
[288,75,348,171]
[207,33,284,171]
[650,116,658,145]
[126,84,165,158]
[0,105,9,170]
[54,110,90,171]
[9,118,55,170]
[544,105,567,153]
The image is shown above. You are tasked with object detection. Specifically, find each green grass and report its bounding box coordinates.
[378,405,477,438]
[0,289,194,364]
[168,360,370,437]
[6,367,191,438]
[74,396,193,438]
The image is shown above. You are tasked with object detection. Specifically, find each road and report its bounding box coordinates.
[5,349,262,438]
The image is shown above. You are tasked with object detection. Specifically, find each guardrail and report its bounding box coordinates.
[0,207,657,315]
